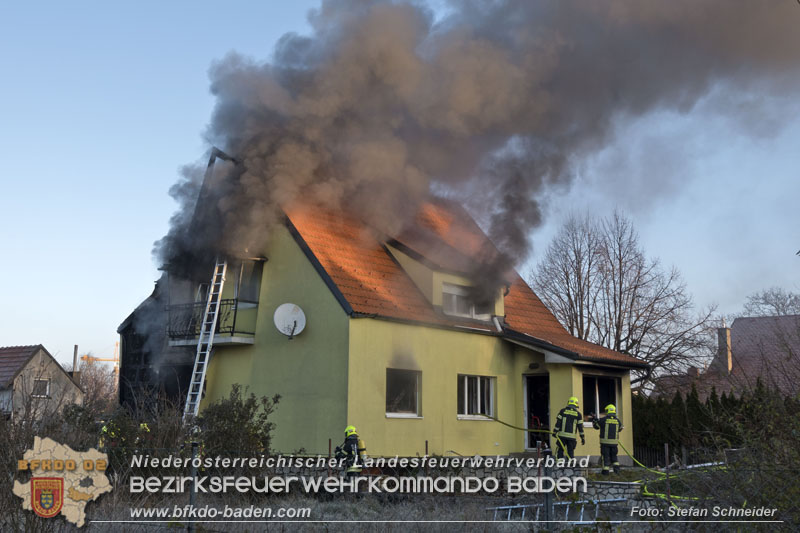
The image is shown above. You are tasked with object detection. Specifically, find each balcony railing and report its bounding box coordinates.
[167,299,257,339]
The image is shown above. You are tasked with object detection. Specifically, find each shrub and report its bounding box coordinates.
[196,384,280,456]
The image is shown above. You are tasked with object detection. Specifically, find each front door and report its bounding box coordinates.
[526,375,550,449]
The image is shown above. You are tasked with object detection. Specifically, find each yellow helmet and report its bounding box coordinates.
[344,425,357,437]
[567,396,579,407]
[605,404,616,414]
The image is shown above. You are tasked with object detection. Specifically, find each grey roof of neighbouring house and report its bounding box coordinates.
[0,345,41,388]
[728,315,800,393]
[651,315,800,399]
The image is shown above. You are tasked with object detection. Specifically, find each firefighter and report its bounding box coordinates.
[98,420,123,449]
[135,422,152,448]
[592,404,623,475]
[553,396,584,459]
[335,425,367,477]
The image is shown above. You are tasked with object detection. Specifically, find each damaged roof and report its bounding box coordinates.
[285,200,646,369]
[0,345,42,388]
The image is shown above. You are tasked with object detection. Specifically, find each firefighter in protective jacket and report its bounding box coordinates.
[335,425,367,477]
[553,396,584,459]
[592,404,623,475]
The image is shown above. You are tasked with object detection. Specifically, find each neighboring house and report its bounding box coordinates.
[120,199,647,459]
[0,345,83,420]
[652,315,800,400]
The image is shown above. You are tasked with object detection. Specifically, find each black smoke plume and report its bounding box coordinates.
[155,0,800,301]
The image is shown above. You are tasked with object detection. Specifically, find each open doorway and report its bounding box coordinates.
[526,375,550,449]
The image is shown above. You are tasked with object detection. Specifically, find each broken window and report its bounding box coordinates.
[32,379,50,398]
[442,283,492,320]
[386,369,421,416]
[457,375,495,416]
[582,375,620,421]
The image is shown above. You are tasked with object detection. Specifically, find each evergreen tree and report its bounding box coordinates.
[670,391,687,449]
[686,384,709,445]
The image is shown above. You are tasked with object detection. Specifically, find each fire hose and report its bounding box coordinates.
[483,414,719,506]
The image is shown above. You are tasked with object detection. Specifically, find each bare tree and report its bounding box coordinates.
[742,286,800,316]
[532,213,600,340]
[531,211,715,388]
[66,358,118,418]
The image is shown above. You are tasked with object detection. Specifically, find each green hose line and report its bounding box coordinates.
[479,415,575,459]
[479,414,743,509]
[484,415,714,505]
[617,440,667,477]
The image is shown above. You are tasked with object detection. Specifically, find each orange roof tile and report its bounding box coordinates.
[504,276,646,366]
[285,200,645,368]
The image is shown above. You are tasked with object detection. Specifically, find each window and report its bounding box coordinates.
[442,283,493,320]
[195,283,209,303]
[32,379,50,398]
[457,375,495,417]
[386,369,421,417]
[582,375,620,421]
[0,390,12,412]
[234,260,263,303]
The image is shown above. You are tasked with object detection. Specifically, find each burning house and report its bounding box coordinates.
[120,0,799,456]
[120,151,647,457]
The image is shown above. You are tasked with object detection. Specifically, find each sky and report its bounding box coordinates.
[1,1,798,368]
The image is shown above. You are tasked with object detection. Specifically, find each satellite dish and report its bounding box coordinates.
[273,303,306,339]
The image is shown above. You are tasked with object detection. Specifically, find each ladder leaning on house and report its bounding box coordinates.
[182,259,227,423]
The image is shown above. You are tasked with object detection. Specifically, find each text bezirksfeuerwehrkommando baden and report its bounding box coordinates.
[128,454,588,494]
[130,474,586,494]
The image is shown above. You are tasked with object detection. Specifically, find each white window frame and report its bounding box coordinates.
[385,369,422,418]
[442,283,492,321]
[32,378,51,398]
[457,374,495,419]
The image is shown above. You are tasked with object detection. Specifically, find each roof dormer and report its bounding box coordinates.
[385,243,504,321]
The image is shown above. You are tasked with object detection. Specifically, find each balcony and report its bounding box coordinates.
[167,299,257,347]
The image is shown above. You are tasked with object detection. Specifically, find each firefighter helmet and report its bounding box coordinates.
[605,404,616,414]
[567,396,579,407]
[344,425,357,437]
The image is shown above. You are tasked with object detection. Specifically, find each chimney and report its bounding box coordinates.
[687,366,700,378]
[71,344,81,385]
[715,327,732,375]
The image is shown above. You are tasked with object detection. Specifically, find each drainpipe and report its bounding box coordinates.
[492,316,503,333]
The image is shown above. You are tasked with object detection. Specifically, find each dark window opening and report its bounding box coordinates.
[582,375,619,421]
[195,283,209,303]
[386,369,421,415]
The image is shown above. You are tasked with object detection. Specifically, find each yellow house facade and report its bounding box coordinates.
[149,199,647,461]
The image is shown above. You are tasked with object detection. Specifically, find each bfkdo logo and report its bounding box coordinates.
[31,477,64,518]
[13,437,113,527]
